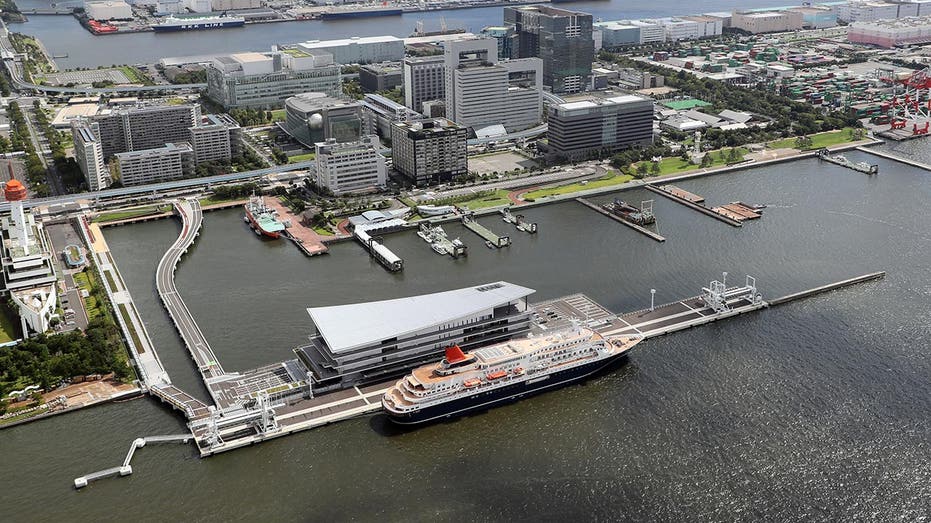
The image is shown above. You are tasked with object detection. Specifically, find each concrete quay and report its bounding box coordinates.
[856,146,931,171]
[575,197,665,242]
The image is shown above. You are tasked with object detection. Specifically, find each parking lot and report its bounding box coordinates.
[468,150,538,175]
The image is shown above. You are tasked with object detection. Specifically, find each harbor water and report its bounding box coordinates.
[3,150,931,520]
[14,0,785,68]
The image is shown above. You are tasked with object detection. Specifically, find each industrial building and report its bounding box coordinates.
[188,113,242,164]
[504,5,594,94]
[731,10,804,33]
[403,55,445,113]
[84,1,133,21]
[291,36,405,65]
[206,51,341,109]
[358,62,403,93]
[211,0,262,10]
[294,281,535,392]
[72,120,110,192]
[0,202,58,334]
[444,38,543,133]
[390,118,468,186]
[114,143,194,187]
[849,15,931,47]
[283,93,365,147]
[314,136,386,195]
[545,94,654,160]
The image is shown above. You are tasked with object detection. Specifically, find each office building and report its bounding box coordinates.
[294,281,535,391]
[188,113,241,163]
[361,93,420,137]
[444,38,543,133]
[403,55,445,113]
[546,94,654,160]
[283,92,365,147]
[114,143,194,186]
[390,118,468,186]
[291,36,405,65]
[72,120,110,191]
[359,62,403,93]
[91,104,199,159]
[314,136,386,195]
[480,26,516,59]
[207,51,341,109]
[504,5,594,94]
[0,202,58,334]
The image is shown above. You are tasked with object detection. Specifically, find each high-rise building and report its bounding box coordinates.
[504,5,594,94]
[314,136,386,195]
[480,26,516,59]
[91,104,200,159]
[545,94,654,160]
[114,143,195,186]
[188,113,242,163]
[283,93,366,147]
[390,118,468,186]
[207,51,341,109]
[362,93,421,137]
[444,38,542,132]
[403,55,445,113]
[71,120,110,191]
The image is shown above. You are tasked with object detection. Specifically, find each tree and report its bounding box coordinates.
[650,161,660,175]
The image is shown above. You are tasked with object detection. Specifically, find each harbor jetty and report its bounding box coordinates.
[501,208,537,233]
[817,149,878,174]
[461,213,510,248]
[575,197,665,243]
[646,184,746,227]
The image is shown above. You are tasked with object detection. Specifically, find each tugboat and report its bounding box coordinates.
[243,194,286,239]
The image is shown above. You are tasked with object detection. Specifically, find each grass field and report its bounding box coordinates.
[0,304,20,344]
[117,303,143,352]
[634,147,749,177]
[457,190,513,210]
[313,225,334,236]
[92,206,163,223]
[73,270,106,322]
[288,152,315,163]
[522,172,634,200]
[767,128,858,150]
[270,109,286,122]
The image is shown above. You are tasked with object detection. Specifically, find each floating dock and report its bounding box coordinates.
[646,184,744,227]
[461,213,510,248]
[501,208,537,234]
[818,149,878,175]
[575,197,666,243]
[354,226,403,271]
[713,202,762,222]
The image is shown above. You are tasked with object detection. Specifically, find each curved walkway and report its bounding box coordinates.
[156,199,226,393]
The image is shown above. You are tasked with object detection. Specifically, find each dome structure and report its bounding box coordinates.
[4,179,27,201]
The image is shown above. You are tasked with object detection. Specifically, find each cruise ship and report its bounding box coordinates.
[382,324,640,424]
[152,14,245,32]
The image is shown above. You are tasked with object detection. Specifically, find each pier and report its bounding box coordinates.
[354,226,403,271]
[501,208,538,233]
[575,197,666,243]
[262,197,330,256]
[818,149,878,174]
[645,184,743,227]
[74,434,191,489]
[461,213,510,248]
[856,146,931,171]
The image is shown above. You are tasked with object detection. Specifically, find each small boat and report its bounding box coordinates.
[431,243,447,255]
[485,240,494,249]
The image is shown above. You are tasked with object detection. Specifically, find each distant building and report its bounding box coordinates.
[210,0,261,10]
[504,5,594,94]
[188,113,242,163]
[849,15,931,47]
[838,1,901,23]
[785,6,838,28]
[84,1,133,20]
[291,36,405,65]
[444,38,543,133]
[681,15,726,37]
[283,92,366,147]
[545,94,654,160]
[293,281,535,392]
[731,11,804,33]
[403,55,445,113]
[71,120,110,191]
[114,143,194,186]
[595,21,643,47]
[358,62,403,93]
[390,118,468,186]
[314,136,386,195]
[207,51,341,109]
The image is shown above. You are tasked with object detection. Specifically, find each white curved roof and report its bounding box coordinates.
[308,282,534,354]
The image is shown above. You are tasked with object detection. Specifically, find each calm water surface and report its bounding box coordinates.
[3,148,931,520]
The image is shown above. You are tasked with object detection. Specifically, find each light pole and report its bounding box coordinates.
[650,289,656,312]
[722,272,728,287]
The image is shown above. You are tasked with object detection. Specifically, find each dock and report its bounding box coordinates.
[818,149,878,174]
[501,208,538,233]
[856,146,931,171]
[74,434,191,489]
[354,226,403,271]
[575,197,666,243]
[461,213,510,248]
[262,197,330,256]
[713,202,761,222]
[646,184,743,227]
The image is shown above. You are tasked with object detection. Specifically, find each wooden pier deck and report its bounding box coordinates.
[645,184,743,227]
[262,198,330,256]
[575,197,665,242]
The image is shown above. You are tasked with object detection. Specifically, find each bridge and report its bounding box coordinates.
[156,200,229,402]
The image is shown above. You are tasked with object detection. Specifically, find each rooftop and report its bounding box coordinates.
[307,282,535,354]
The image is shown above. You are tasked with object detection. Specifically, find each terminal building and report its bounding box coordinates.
[294,281,535,391]
[545,94,654,160]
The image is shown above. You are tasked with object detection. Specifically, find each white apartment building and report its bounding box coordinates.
[314,136,386,195]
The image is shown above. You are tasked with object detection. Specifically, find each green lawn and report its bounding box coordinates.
[313,225,334,236]
[199,195,247,206]
[457,189,513,210]
[522,172,634,200]
[118,66,150,85]
[73,270,106,322]
[103,270,118,294]
[270,109,286,122]
[92,206,160,223]
[288,152,315,163]
[767,128,859,150]
[0,304,21,344]
[639,147,749,177]
[117,303,143,353]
